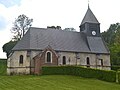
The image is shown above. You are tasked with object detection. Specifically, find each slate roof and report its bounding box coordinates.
[12,27,109,54]
[87,37,109,54]
[81,6,99,25]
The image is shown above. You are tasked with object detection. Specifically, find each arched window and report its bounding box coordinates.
[19,55,23,64]
[86,57,90,67]
[100,59,103,66]
[63,56,66,65]
[46,51,52,63]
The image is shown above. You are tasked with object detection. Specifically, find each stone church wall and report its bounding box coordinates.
[58,52,110,70]
[7,51,30,75]
[7,50,110,75]
[96,54,110,70]
[58,52,77,65]
[30,51,41,68]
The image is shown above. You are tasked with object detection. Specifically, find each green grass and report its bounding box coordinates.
[0,59,7,75]
[0,59,120,89]
[0,75,120,90]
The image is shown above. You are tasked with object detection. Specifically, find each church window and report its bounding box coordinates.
[19,55,23,64]
[46,51,52,63]
[100,59,103,66]
[86,57,90,67]
[63,56,66,65]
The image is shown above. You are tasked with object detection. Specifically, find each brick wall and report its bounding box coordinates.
[34,47,58,74]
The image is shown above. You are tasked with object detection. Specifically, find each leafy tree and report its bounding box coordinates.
[63,28,76,32]
[47,26,62,30]
[47,26,76,32]
[110,43,120,65]
[102,23,120,66]
[114,27,120,44]
[111,26,120,65]
[56,26,62,30]
[2,41,17,58]
[11,14,33,41]
[2,14,33,58]
[102,23,120,45]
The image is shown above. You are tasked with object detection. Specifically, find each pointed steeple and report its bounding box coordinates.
[80,6,100,37]
[81,6,99,25]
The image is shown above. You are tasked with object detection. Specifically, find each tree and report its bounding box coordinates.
[101,23,120,45]
[11,14,33,41]
[2,41,17,58]
[110,43,120,65]
[110,26,120,65]
[114,26,120,44]
[47,26,76,32]
[63,28,76,32]
[2,14,33,58]
[101,23,120,66]
[47,26,62,30]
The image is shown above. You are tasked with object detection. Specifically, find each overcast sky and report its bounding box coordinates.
[0,0,120,58]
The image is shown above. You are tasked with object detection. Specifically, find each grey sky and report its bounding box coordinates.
[0,0,120,58]
[0,16,7,30]
[0,0,21,8]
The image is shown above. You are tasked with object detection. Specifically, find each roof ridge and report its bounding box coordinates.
[30,27,79,33]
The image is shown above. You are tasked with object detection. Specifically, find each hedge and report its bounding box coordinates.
[111,66,120,71]
[42,66,116,82]
[0,60,7,75]
[118,71,120,83]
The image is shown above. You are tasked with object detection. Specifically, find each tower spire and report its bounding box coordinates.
[80,3,99,25]
[88,0,89,8]
[80,3,100,37]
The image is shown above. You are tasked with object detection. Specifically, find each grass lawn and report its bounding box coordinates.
[0,75,120,90]
[0,59,120,90]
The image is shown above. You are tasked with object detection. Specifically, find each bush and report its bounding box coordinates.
[111,66,120,71]
[0,59,7,75]
[118,71,120,84]
[42,66,73,75]
[42,66,116,82]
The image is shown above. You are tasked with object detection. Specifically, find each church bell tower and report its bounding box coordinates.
[80,6,100,37]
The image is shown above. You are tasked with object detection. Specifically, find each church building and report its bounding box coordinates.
[7,6,110,75]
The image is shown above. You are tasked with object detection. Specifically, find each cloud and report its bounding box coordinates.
[0,26,11,59]
[1,0,120,58]
[0,0,21,8]
[0,16,7,30]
